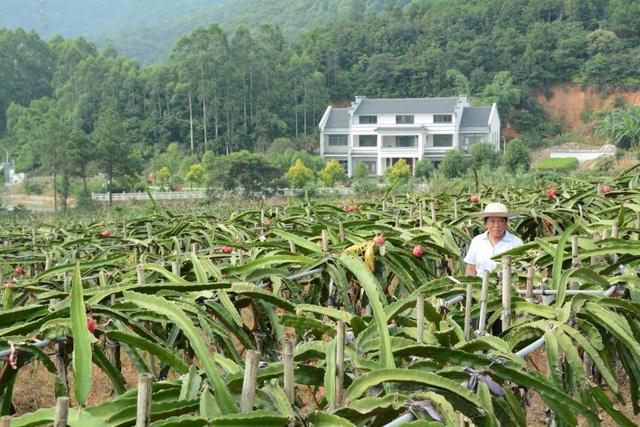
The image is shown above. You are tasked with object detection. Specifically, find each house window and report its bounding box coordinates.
[396,115,414,124]
[462,134,488,148]
[358,135,377,147]
[433,134,453,147]
[433,114,452,124]
[396,136,416,147]
[328,135,348,146]
[359,115,377,124]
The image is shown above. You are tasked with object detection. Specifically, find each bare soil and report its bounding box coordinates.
[12,342,138,415]
[537,84,640,133]
[526,348,640,426]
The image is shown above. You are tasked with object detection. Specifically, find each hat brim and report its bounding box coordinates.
[469,211,518,218]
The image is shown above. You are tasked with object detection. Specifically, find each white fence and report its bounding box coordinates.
[91,183,431,202]
[91,191,206,202]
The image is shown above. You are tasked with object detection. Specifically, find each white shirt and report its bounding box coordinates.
[463,231,523,277]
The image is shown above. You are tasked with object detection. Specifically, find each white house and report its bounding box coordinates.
[318,95,500,176]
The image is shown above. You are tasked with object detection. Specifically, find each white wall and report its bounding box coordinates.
[550,151,614,163]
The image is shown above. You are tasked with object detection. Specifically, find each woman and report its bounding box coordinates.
[464,202,523,277]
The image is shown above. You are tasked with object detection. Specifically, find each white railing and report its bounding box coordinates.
[91,191,206,202]
[281,187,355,196]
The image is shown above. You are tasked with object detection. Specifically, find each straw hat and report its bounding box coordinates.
[469,202,517,218]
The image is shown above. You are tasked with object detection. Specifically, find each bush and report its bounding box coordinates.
[288,159,314,188]
[469,143,500,170]
[414,158,434,180]
[591,156,615,172]
[535,157,580,172]
[385,159,411,185]
[318,160,346,187]
[353,162,369,180]
[22,179,43,195]
[504,139,531,172]
[440,150,468,178]
[353,179,378,195]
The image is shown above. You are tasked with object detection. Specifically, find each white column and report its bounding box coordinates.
[453,132,459,149]
[347,133,354,177]
[418,134,424,160]
[377,134,383,176]
[320,134,325,156]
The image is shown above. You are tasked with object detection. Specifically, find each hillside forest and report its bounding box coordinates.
[1,0,640,206]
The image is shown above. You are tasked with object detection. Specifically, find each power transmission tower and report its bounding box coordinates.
[36,0,48,35]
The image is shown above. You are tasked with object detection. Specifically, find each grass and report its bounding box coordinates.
[535,157,580,172]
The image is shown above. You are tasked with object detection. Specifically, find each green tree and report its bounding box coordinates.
[93,107,142,205]
[185,163,205,189]
[353,162,369,180]
[478,71,521,122]
[318,160,346,187]
[414,158,434,180]
[503,139,531,172]
[157,166,171,190]
[385,159,411,184]
[586,29,622,56]
[469,143,500,170]
[6,98,67,211]
[202,150,216,172]
[288,159,314,188]
[267,137,296,157]
[0,29,54,135]
[207,151,280,194]
[440,150,468,178]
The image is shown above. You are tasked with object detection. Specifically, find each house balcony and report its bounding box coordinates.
[323,144,348,154]
[381,147,419,157]
[351,146,378,155]
[424,145,457,152]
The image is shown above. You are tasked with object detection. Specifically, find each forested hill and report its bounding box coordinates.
[0,0,406,64]
[1,0,640,177]
[0,1,228,40]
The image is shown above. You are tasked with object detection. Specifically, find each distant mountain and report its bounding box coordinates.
[0,0,410,63]
[0,1,222,39]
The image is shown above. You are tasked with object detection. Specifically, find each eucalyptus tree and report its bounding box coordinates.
[93,106,142,205]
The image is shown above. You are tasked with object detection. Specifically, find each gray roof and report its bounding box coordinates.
[355,97,459,115]
[459,107,491,129]
[325,108,349,129]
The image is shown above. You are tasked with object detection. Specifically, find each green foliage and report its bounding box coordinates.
[206,151,280,194]
[440,150,468,178]
[318,160,346,187]
[414,158,434,180]
[93,107,143,203]
[185,163,205,188]
[0,29,53,135]
[469,143,500,170]
[3,168,640,426]
[535,157,580,172]
[267,138,296,157]
[22,179,44,196]
[504,139,531,173]
[157,166,172,189]
[288,159,314,188]
[591,156,615,172]
[353,162,369,180]
[384,159,411,184]
[477,71,521,121]
[595,106,640,150]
